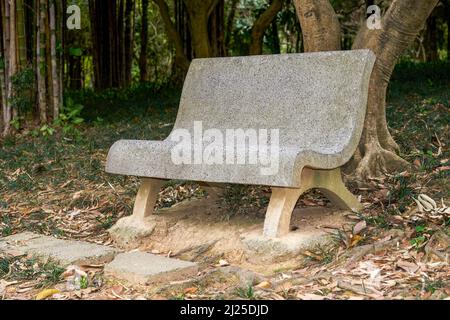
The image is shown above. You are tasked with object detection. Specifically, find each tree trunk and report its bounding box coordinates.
[1,0,11,136]
[224,0,239,55]
[249,0,283,55]
[118,0,125,85]
[208,0,225,57]
[183,0,219,58]
[350,0,439,180]
[293,0,341,52]
[16,0,27,68]
[423,14,438,62]
[140,0,149,82]
[8,0,17,126]
[153,0,190,72]
[50,0,60,120]
[37,0,47,123]
[294,0,439,182]
[124,0,134,85]
[270,12,281,54]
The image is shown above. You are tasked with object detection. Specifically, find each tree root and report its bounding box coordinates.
[352,143,410,184]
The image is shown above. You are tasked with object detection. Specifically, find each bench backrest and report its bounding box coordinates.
[171,50,375,157]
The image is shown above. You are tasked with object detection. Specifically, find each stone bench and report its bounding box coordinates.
[106,49,376,239]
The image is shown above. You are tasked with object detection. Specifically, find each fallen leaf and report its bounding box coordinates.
[351,235,363,247]
[184,287,198,294]
[36,289,60,300]
[396,260,419,274]
[353,221,367,235]
[218,259,229,267]
[256,281,272,289]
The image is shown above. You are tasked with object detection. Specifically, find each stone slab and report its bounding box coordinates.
[104,251,198,285]
[0,232,118,266]
[106,50,376,187]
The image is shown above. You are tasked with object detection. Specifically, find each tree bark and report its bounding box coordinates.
[294,0,439,182]
[249,0,283,55]
[224,0,239,55]
[140,0,149,82]
[423,14,438,62]
[183,0,218,58]
[37,0,47,123]
[153,0,190,72]
[1,0,11,136]
[208,0,225,57]
[8,0,17,126]
[293,0,341,52]
[16,0,27,68]
[350,0,439,180]
[124,0,135,85]
[50,0,60,120]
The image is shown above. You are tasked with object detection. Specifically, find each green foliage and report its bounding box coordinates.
[53,97,85,136]
[0,256,12,278]
[10,67,34,113]
[1,256,64,288]
[387,174,416,213]
[235,285,255,299]
[79,276,89,289]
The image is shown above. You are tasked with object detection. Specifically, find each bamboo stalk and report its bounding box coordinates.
[49,0,60,119]
[37,0,47,123]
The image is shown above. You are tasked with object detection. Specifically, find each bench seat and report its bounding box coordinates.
[106,50,376,238]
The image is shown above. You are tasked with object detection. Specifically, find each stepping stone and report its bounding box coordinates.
[0,232,118,266]
[104,251,198,285]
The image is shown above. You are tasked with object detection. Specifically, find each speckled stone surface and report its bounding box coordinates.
[0,232,118,266]
[104,251,198,285]
[106,50,376,187]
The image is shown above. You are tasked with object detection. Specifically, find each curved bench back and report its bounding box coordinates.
[171,50,375,158]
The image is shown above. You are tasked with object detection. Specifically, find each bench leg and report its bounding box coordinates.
[263,168,362,238]
[132,178,165,220]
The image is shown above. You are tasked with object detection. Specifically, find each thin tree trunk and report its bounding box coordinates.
[140,0,149,82]
[124,0,134,85]
[59,0,64,102]
[270,14,280,54]
[0,0,9,135]
[249,0,283,55]
[424,14,438,62]
[225,0,238,55]
[208,0,225,57]
[37,0,47,123]
[49,0,60,119]
[16,0,27,68]
[7,0,17,130]
[0,0,5,133]
[118,0,125,85]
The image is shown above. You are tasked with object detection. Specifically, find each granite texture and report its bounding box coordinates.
[104,251,198,285]
[106,50,376,187]
[0,232,118,266]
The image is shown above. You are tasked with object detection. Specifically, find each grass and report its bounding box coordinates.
[235,285,256,300]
